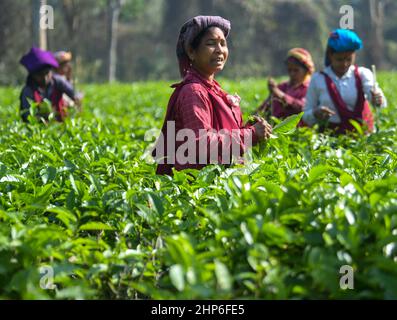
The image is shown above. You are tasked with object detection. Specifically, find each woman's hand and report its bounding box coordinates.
[314,106,336,121]
[268,78,285,102]
[371,90,383,107]
[268,77,277,93]
[74,92,84,112]
[252,116,272,141]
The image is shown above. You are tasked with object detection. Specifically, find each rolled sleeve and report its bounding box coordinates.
[283,93,306,111]
[359,67,387,108]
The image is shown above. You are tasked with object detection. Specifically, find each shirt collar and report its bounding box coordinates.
[288,79,310,89]
[185,67,219,90]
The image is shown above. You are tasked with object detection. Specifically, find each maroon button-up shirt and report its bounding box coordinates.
[272,80,309,120]
[155,68,258,175]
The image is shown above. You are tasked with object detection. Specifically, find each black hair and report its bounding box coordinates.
[26,66,52,86]
[26,74,35,86]
[327,46,336,55]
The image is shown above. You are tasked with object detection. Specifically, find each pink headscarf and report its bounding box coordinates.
[176,15,231,77]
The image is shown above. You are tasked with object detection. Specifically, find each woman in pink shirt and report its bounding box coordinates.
[153,16,272,175]
[257,48,315,125]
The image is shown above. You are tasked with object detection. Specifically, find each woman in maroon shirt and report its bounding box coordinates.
[256,48,315,126]
[153,16,272,175]
[19,47,79,123]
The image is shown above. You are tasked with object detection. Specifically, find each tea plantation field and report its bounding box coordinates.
[0,74,396,299]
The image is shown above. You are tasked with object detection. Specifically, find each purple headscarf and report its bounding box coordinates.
[176,15,231,77]
[20,47,59,74]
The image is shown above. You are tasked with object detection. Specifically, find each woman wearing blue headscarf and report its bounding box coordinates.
[303,29,387,133]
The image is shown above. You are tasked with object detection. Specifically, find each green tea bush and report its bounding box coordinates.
[0,74,396,299]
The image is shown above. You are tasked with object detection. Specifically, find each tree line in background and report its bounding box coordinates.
[0,0,396,85]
